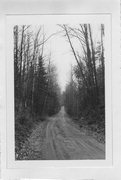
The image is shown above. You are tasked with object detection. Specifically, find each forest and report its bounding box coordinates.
[61,24,105,143]
[14,25,61,157]
[14,24,105,159]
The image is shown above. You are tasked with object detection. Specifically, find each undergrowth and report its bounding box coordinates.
[73,105,105,144]
[15,109,46,160]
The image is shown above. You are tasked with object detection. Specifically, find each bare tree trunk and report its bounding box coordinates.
[31,28,41,113]
[101,24,105,91]
[83,25,94,89]
[42,54,51,115]
[19,26,25,105]
[14,26,18,66]
[88,24,98,104]
[63,25,88,91]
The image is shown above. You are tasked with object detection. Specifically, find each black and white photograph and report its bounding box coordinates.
[1,0,120,179]
[14,23,105,160]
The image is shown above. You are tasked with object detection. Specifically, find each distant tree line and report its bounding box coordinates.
[61,24,105,128]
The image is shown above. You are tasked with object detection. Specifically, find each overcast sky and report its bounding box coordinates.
[43,24,76,92]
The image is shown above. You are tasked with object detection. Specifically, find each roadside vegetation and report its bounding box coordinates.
[60,24,105,143]
[14,25,61,159]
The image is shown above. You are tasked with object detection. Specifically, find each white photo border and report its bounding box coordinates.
[0,0,120,180]
[6,14,112,169]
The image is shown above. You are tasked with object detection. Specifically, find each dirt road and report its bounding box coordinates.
[22,106,105,160]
